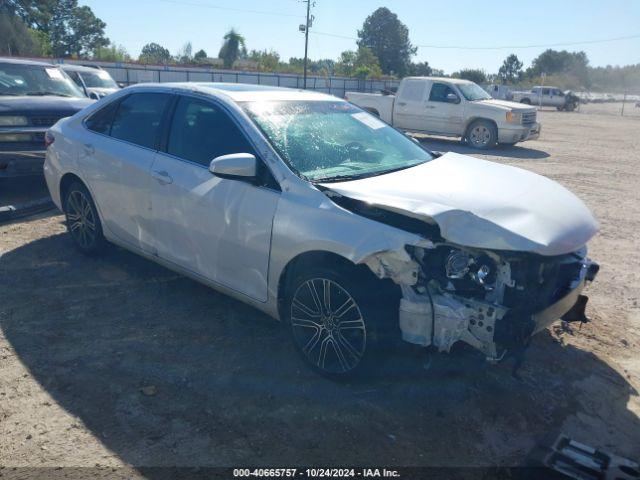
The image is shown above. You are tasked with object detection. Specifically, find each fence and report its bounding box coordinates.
[53,59,401,99]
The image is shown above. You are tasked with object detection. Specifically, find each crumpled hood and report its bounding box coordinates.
[321,152,599,256]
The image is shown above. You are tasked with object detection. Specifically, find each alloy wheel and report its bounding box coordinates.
[290,278,366,375]
[66,190,97,249]
[469,125,491,147]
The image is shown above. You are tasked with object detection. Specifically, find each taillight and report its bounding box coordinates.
[44,130,55,148]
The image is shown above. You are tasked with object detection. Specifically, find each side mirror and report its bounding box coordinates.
[209,153,257,181]
[446,93,460,104]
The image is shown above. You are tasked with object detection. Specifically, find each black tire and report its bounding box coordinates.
[520,98,531,105]
[465,119,498,150]
[284,264,394,379]
[63,181,106,255]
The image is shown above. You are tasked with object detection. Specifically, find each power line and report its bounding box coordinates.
[310,30,640,50]
[416,33,640,50]
[155,0,304,18]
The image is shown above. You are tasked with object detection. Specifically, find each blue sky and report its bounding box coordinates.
[81,0,640,73]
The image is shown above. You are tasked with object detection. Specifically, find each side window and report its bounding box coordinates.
[85,100,120,135]
[542,88,551,95]
[399,80,427,102]
[167,97,255,166]
[428,83,457,102]
[111,93,171,149]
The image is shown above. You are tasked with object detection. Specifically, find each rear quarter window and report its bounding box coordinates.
[85,100,120,135]
[110,93,172,149]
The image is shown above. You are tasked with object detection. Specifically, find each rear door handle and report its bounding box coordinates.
[397,102,407,106]
[425,105,435,109]
[83,143,94,155]
[152,170,173,185]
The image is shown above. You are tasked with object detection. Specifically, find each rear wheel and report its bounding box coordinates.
[285,265,392,378]
[63,181,105,255]
[520,98,531,105]
[465,119,497,149]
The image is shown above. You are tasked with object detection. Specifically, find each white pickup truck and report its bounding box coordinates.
[511,86,564,107]
[346,77,540,149]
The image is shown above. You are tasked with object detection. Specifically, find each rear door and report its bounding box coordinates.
[149,95,280,302]
[392,79,429,130]
[422,82,465,135]
[81,92,173,252]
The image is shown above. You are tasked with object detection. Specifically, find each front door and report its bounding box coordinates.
[149,95,280,302]
[423,82,465,135]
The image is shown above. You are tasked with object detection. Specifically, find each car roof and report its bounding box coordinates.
[60,64,104,73]
[0,57,56,67]
[129,82,340,102]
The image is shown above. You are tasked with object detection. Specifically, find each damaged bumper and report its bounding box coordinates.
[396,247,599,361]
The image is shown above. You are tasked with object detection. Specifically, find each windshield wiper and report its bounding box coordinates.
[315,161,429,183]
[314,173,367,183]
[25,92,73,97]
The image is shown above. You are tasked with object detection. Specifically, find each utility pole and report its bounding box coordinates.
[301,0,314,89]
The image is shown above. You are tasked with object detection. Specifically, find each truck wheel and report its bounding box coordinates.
[465,120,497,149]
[520,98,531,105]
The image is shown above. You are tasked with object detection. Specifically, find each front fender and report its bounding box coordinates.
[267,183,431,303]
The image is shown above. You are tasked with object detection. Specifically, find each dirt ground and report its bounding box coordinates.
[1,104,639,475]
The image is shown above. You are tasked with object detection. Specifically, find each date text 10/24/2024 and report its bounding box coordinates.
[233,469,401,478]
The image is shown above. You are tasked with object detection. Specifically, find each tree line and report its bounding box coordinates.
[1,2,637,92]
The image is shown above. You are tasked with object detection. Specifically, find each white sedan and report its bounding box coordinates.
[44,83,599,377]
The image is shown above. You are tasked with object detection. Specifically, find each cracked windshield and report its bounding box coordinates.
[243,101,433,181]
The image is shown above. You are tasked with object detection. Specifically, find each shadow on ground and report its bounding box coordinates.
[1,232,638,473]
[417,137,550,160]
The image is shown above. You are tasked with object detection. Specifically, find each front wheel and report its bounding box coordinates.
[285,265,389,378]
[465,119,497,149]
[63,181,106,255]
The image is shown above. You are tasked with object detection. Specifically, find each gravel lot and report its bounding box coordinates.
[1,103,639,475]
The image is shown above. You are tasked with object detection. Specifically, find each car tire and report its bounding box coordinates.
[284,264,394,379]
[520,98,531,105]
[63,181,106,255]
[465,119,498,150]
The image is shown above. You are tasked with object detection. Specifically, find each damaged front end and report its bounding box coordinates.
[383,243,599,362]
[319,154,600,364]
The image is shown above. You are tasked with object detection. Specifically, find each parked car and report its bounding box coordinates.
[485,84,513,101]
[60,64,120,100]
[44,83,599,377]
[511,86,579,111]
[0,57,94,178]
[346,77,540,149]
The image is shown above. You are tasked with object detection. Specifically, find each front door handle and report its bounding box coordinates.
[152,170,173,185]
[397,102,407,106]
[425,105,435,109]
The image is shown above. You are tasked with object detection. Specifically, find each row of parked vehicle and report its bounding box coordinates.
[0,58,119,177]
[1,56,599,377]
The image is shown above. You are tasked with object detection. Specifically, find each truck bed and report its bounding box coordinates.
[345,91,395,123]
